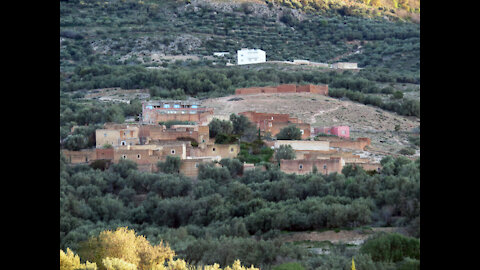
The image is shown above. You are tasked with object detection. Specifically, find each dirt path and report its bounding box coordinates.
[278,227,400,245]
[310,103,345,125]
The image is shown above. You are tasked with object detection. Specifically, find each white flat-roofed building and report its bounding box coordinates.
[237,48,266,65]
[213,52,230,57]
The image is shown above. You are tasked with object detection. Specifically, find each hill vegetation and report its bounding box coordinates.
[60,152,420,269]
[60,1,420,269]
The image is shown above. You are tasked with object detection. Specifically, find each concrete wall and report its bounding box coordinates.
[275,140,330,151]
[280,157,345,175]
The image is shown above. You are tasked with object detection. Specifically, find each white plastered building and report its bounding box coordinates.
[237,48,266,65]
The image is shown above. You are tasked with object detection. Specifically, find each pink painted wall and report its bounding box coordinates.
[314,126,350,139]
[331,126,350,139]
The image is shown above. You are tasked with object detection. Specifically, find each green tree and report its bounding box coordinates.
[209,118,233,139]
[64,134,88,151]
[276,125,302,140]
[274,145,296,163]
[157,156,181,174]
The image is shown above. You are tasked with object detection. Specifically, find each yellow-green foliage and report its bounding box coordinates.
[102,257,138,270]
[70,227,260,270]
[78,227,175,270]
[60,248,97,270]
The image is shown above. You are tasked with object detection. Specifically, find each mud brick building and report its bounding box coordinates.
[280,157,345,175]
[179,157,221,178]
[235,84,328,96]
[62,149,97,164]
[139,124,210,145]
[191,143,240,160]
[95,125,140,148]
[239,111,311,140]
[142,100,214,125]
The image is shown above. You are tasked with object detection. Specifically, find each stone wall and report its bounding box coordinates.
[62,149,97,164]
[329,137,371,150]
[280,157,344,175]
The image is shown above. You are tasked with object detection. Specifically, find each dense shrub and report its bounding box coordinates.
[360,233,420,262]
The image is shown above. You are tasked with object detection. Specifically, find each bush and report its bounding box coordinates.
[360,233,420,262]
[276,125,302,140]
[392,90,404,99]
[398,147,416,155]
[272,262,305,270]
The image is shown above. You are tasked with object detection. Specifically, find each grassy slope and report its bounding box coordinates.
[60,0,419,74]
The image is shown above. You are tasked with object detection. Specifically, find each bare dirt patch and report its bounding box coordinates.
[278,227,400,245]
[201,93,420,156]
[82,88,150,103]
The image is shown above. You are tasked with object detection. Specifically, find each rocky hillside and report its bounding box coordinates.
[60,0,419,74]
[202,92,420,156]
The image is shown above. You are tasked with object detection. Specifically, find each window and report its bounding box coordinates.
[212,148,216,152]
[323,164,327,169]
[121,141,126,146]
[341,130,346,135]
[104,133,107,137]
[195,163,199,168]
[299,164,303,169]
[122,155,127,159]
[268,122,272,127]
[171,149,175,154]
[163,104,170,108]
[173,104,180,108]
[137,154,141,159]
[300,130,304,134]
[230,148,234,152]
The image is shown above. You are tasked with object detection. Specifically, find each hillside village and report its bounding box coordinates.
[60,82,407,178]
